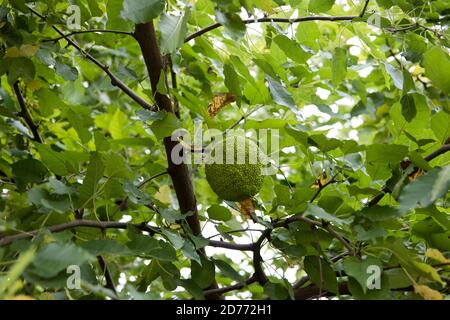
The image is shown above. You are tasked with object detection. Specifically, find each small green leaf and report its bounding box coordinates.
[191,256,215,289]
[400,93,416,122]
[30,243,94,278]
[149,112,182,140]
[159,8,190,54]
[308,0,335,13]
[121,0,165,24]
[398,166,450,213]
[207,204,232,221]
[332,47,347,87]
[215,9,246,40]
[304,255,338,293]
[266,76,296,109]
[423,47,450,93]
[12,159,48,191]
[77,152,105,208]
[214,259,245,283]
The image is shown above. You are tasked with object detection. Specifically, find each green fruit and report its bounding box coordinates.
[205,135,265,201]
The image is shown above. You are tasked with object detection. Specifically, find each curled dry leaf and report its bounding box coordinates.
[207,93,237,118]
[239,197,255,219]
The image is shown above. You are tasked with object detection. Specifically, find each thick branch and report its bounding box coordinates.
[185,0,370,42]
[12,81,43,143]
[28,7,155,111]
[203,276,257,296]
[134,22,202,236]
[134,22,222,299]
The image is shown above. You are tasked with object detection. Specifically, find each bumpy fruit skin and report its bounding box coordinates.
[205,136,264,201]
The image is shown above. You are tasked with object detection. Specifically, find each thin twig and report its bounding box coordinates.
[43,29,135,42]
[12,81,43,143]
[97,256,117,296]
[0,219,254,251]
[185,0,371,42]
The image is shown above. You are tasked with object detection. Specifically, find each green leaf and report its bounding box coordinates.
[77,152,105,208]
[273,34,310,64]
[332,47,347,87]
[35,144,69,176]
[161,228,185,250]
[266,76,296,109]
[308,0,335,13]
[431,111,450,144]
[109,108,128,139]
[159,8,190,54]
[30,243,94,278]
[207,204,232,221]
[360,205,402,221]
[28,187,71,213]
[81,240,132,256]
[223,61,241,96]
[343,256,383,293]
[304,255,338,293]
[149,112,182,140]
[423,47,450,94]
[398,166,450,213]
[382,62,403,90]
[214,259,245,283]
[7,58,35,83]
[366,144,408,164]
[295,21,320,51]
[305,203,352,225]
[215,9,246,40]
[12,159,48,191]
[121,0,165,24]
[400,93,416,122]
[55,61,78,81]
[191,256,215,289]
[264,282,290,300]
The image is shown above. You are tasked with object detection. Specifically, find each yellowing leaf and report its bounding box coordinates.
[4,45,39,58]
[155,185,171,204]
[11,295,35,300]
[412,261,444,285]
[27,80,42,92]
[414,284,443,300]
[19,45,39,57]
[426,248,449,263]
[4,47,21,58]
[207,93,237,118]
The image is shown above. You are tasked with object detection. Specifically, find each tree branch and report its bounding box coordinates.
[97,255,117,296]
[203,275,257,296]
[0,219,254,252]
[185,0,371,43]
[43,29,135,42]
[12,81,43,143]
[28,7,156,112]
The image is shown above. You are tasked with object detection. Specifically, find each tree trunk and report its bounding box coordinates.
[134,22,222,300]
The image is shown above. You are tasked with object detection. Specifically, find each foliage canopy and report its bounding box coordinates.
[0,0,449,300]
